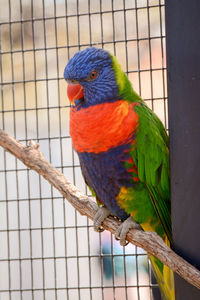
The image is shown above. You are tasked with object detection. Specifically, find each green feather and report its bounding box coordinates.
[111,53,171,242]
[111,55,142,102]
[133,103,171,242]
[111,53,174,300]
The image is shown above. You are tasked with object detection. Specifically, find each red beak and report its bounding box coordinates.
[67,83,84,105]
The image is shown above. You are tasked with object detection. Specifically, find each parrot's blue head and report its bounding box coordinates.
[64,47,119,108]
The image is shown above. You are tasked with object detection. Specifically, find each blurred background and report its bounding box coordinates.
[0,0,166,299]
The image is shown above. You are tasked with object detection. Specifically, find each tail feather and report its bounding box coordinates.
[149,237,174,300]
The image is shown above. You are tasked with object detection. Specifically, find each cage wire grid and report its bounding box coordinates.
[0,0,167,299]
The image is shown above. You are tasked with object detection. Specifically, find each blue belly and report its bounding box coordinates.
[78,144,136,220]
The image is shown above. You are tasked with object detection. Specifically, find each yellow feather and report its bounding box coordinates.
[149,236,175,300]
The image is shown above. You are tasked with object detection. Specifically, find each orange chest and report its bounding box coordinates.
[70,100,139,153]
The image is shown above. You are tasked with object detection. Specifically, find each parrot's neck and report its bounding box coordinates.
[111,55,143,103]
[70,100,139,154]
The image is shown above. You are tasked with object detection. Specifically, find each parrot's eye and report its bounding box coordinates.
[87,70,98,81]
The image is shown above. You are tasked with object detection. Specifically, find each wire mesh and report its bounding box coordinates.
[0,0,166,299]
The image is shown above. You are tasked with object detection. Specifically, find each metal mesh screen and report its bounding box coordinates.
[0,0,166,299]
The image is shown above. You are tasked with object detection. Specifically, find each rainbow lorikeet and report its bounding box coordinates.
[64,47,174,300]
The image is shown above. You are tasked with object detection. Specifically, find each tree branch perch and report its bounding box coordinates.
[0,128,200,290]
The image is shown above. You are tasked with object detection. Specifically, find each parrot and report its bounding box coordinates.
[64,47,174,300]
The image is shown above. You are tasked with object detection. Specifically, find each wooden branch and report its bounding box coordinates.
[0,128,200,290]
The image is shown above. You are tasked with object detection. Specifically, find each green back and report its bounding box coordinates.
[111,54,172,243]
[132,103,171,242]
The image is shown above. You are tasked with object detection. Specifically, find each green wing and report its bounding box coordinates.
[131,102,172,243]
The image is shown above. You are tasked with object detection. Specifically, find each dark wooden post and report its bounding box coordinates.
[166,1,200,299]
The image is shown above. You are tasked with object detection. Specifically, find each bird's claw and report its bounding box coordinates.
[93,207,111,232]
[115,216,142,246]
[115,234,129,246]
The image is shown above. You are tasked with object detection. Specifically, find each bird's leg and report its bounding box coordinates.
[115,216,142,246]
[93,206,111,232]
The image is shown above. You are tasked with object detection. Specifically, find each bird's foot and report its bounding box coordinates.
[115,216,142,246]
[93,206,111,232]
